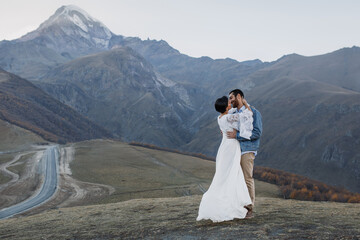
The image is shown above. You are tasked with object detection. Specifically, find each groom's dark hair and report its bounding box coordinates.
[215,96,228,113]
[229,89,244,98]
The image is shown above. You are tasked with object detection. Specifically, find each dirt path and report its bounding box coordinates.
[56,146,115,208]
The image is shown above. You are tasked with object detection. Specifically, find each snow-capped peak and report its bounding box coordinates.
[41,5,109,32]
[20,5,113,48]
[41,5,111,35]
[59,5,98,22]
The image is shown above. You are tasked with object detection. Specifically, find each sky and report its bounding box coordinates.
[0,0,359,62]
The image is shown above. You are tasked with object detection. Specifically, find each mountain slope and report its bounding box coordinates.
[0,119,46,152]
[185,48,360,193]
[37,47,194,147]
[0,68,112,143]
[0,40,68,80]
[251,79,360,192]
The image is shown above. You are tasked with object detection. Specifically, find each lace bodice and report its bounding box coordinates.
[217,109,253,139]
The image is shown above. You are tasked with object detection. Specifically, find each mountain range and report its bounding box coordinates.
[0,5,359,193]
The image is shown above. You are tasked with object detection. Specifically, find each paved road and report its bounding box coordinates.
[0,146,59,219]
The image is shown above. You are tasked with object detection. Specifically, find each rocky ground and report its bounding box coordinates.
[0,195,359,239]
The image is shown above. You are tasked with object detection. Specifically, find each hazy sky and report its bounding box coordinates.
[1,0,359,62]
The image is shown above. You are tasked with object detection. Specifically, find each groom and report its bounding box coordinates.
[227,89,262,218]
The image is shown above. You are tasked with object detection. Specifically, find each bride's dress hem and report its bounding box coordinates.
[196,213,248,223]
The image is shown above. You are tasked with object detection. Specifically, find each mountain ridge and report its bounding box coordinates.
[0,68,112,143]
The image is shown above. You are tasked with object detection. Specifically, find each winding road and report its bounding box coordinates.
[0,146,59,219]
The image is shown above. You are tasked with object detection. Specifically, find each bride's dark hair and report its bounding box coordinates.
[215,96,228,113]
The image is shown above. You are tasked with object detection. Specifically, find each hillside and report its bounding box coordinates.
[0,195,359,239]
[0,119,46,152]
[249,79,360,190]
[0,119,46,186]
[65,140,279,206]
[0,40,69,81]
[0,68,112,143]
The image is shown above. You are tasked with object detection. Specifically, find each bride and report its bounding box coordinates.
[196,96,253,222]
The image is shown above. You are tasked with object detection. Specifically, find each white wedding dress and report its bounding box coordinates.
[196,109,253,222]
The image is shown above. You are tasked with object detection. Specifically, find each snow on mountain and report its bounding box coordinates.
[19,5,113,49]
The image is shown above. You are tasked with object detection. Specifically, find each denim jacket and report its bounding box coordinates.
[235,106,262,152]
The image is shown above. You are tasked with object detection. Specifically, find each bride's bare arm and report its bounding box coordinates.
[242,98,252,112]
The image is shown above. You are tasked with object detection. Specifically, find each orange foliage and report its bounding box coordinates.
[254,166,360,203]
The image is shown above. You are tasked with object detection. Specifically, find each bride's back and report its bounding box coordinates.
[218,115,236,139]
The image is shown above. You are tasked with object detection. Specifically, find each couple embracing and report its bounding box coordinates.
[197,89,262,222]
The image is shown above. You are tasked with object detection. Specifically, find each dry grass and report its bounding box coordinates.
[70,140,280,205]
[0,119,45,152]
[0,154,14,185]
[71,139,215,204]
[6,153,36,176]
[0,170,12,185]
[0,195,359,239]
[0,154,14,165]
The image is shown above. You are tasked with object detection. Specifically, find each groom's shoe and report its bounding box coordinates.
[245,209,254,219]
